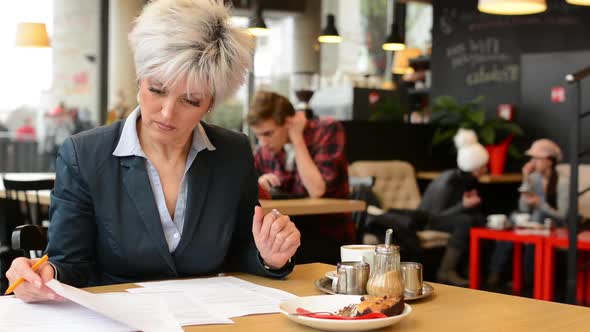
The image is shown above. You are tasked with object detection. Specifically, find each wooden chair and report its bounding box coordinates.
[11,224,48,258]
[348,160,450,248]
[1,178,54,226]
[348,161,450,279]
[1,178,53,293]
[0,224,48,293]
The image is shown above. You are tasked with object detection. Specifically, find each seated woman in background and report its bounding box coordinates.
[518,139,569,224]
[488,139,568,287]
[418,129,488,286]
[6,0,300,303]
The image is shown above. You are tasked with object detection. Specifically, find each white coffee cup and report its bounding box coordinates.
[340,245,376,270]
[513,213,531,227]
[487,214,508,230]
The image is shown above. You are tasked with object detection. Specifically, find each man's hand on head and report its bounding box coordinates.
[286,111,307,142]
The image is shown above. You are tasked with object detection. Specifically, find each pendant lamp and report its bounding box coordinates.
[566,0,590,5]
[382,23,405,51]
[478,0,547,15]
[15,22,50,47]
[318,14,342,44]
[247,1,269,37]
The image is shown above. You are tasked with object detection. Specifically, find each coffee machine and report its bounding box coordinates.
[291,72,319,119]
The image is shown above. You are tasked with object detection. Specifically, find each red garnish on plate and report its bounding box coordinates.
[295,308,387,320]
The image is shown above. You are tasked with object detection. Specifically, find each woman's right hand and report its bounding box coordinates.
[522,160,535,177]
[462,190,482,209]
[5,257,64,303]
[258,173,281,191]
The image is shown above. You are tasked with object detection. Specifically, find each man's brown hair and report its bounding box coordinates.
[246,91,295,126]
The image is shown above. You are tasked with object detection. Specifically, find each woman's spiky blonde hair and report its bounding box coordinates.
[129,0,254,107]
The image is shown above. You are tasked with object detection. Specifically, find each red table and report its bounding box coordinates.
[542,229,590,304]
[470,227,548,299]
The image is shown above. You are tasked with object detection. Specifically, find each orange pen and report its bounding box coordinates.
[4,254,49,295]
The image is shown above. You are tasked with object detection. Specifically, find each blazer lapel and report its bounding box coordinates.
[120,156,176,273]
[174,150,213,254]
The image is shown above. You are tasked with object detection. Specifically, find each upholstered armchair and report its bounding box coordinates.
[556,164,590,219]
[348,160,450,248]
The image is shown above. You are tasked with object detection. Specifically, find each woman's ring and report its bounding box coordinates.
[271,209,281,218]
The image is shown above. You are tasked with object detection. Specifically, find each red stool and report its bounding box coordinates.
[542,229,590,305]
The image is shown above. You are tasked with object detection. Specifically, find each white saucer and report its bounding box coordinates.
[325,271,338,280]
[315,277,435,301]
[404,282,435,301]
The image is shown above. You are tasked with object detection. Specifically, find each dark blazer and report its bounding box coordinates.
[46,121,292,287]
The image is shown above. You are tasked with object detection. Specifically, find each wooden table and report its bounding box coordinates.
[417,171,523,184]
[86,263,590,331]
[0,174,366,218]
[260,198,366,216]
[0,172,54,205]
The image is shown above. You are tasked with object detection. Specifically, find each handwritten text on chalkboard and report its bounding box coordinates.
[445,37,518,86]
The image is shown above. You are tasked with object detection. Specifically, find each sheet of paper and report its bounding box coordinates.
[46,279,182,332]
[129,276,297,318]
[99,292,233,326]
[0,295,131,332]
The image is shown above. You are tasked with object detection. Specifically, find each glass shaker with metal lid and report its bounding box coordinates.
[366,229,404,298]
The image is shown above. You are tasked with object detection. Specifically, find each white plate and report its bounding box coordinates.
[325,271,337,279]
[279,295,411,332]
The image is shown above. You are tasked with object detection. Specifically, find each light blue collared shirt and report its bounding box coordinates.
[112,107,215,252]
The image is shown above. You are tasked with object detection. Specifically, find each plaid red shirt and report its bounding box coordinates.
[254,118,353,242]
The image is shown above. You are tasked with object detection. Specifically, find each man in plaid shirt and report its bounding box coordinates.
[247,91,353,263]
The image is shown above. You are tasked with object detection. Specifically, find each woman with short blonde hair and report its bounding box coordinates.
[128,0,255,107]
[6,0,300,302]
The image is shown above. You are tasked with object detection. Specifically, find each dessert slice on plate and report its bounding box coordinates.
[279,295,411,332]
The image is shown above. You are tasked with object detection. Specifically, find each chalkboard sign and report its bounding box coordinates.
[432,0,590,112]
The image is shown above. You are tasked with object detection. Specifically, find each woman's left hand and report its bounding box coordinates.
[522,192,541,207]
[252,206,301,269]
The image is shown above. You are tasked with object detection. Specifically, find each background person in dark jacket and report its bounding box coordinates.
[419,129,488,286]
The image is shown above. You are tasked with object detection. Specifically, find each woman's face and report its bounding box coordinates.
[137,78,212,145]
[530,157,553,173]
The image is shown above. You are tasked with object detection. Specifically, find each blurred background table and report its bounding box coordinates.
[0,172,54,206]
[470,227,548,299]
[260,198,366,216]
[543,229,590,304]
[416,171,523,184]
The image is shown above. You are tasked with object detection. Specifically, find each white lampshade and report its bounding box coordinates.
[15,22,50,47]
[318,35,342,44]
[247,27,270,37]
[566,0,590,5]
[478,0,547,15]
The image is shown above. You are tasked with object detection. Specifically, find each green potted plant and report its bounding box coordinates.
[368,96,406,122]
[430,95,524,175]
